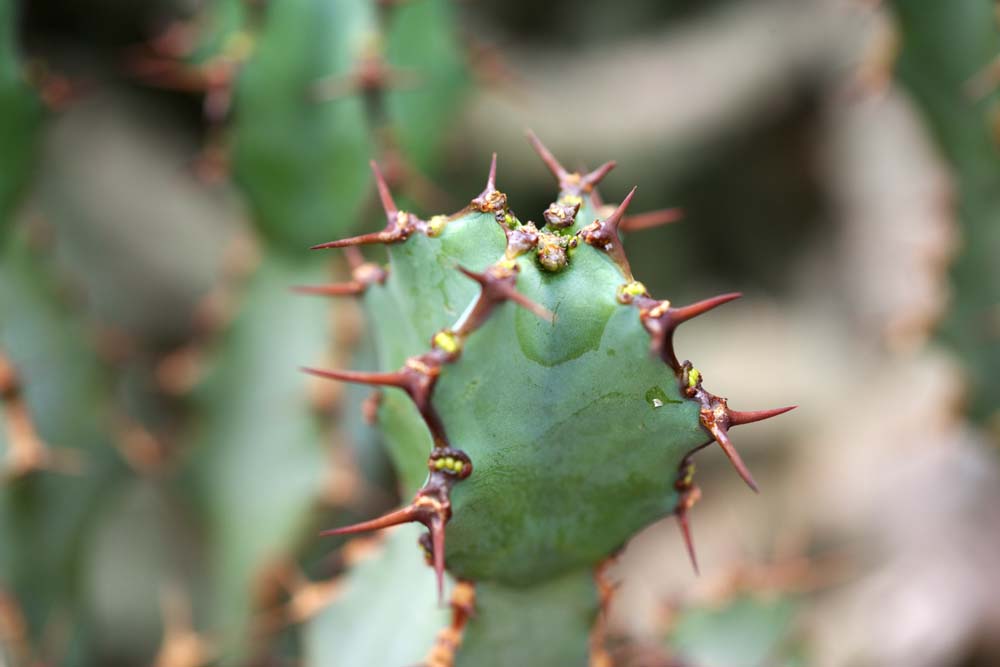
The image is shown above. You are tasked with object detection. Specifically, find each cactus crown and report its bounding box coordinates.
[305,133,794,602]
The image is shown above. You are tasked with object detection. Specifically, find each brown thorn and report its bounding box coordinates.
[455,265,553,323]
[676,511,699,575]
[580,187,637,279]
[310,230,396,250]
[301,366,407,389]
[603,186,636,235]
[580,160,616,192]
[707,423,759,493]
[621,208,684,233]
[343,246,365,270]
[672,292,742,323]
[431,514,447,605]
[292,282,365,297]
[728,405,797,426]
[503,288,554,323]
[525,129,568,181]
[319,505,420,536]
[371,160,398,217]
[486,152,498,192]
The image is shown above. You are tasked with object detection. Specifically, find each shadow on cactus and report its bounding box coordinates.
[300,133,794,665]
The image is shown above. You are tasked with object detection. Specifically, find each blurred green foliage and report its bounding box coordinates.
[892,0,1000,427]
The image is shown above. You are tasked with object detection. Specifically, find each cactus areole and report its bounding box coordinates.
[304,134,794,597]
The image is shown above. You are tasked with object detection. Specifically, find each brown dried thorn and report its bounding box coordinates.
[581,186,637,279]
[704,420,759,493]
[304,358,448,447]
[676,510,699,575]
[620,208,684,233]
[311,162,419,249]
[526,129,568,182]
[580,160,616,193]
[455,265,553,326]
[322,482,456,602]
[485,152,498,193]
[370,159,398,217]
[642,293,742,371]
[525,130,616,194]
[728,405,797,426]
[319,504,425,537]
[292,282,365,297]
[343,246,365,270]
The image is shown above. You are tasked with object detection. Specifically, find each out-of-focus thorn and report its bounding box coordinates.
[25,61,88,112]
[371,159,398,217]
[362,389,384,425]
[153,585,214,667]
[344,246,365,270]
[421,581,477,667]
[728,405,797,426]
[966,54,1000,100]
[620,208,684,233]
[581,160,616,192]
[526,129,569,181]
[293,282,366,297]
[311,58,421,101]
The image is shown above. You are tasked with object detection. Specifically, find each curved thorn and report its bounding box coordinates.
[672,292,742,324]
[676,512,699,575]
[728,405,797,426]
[581,160,616,190]
[319,505,419,536]
[301,366,407,389]
[292,282,364,297]
[708,424,759,493]
[621,208,684,233]
[430,515,447,604]
[370,160,397,216]
[604,186,637,234]
[486,152,498,192]
[525,129,567,181]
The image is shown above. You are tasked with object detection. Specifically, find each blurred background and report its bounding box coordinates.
[1,0,999,665]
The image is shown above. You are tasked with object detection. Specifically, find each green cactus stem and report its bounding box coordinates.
[299,135,794,664]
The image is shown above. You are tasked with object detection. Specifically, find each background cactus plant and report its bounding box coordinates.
[3,0,1000,666]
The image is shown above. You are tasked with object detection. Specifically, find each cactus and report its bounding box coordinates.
[890,0,1000,430]
[0,0,41,227]
[302,137,794,665]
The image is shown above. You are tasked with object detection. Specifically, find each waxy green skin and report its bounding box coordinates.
[0,0,42,229]
[366,196,708,585]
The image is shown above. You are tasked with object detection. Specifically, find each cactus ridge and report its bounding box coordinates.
[304,132,795,616]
